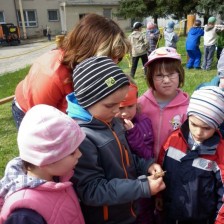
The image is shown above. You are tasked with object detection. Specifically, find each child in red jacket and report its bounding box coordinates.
[157,86,224,224]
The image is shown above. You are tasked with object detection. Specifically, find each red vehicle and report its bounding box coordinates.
[0,23,20,46]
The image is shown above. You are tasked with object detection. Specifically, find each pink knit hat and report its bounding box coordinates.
[147,21,155,30]
[144,47,181,67]
[18,104,85,166]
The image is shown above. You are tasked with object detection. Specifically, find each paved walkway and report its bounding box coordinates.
[0,38,56,75]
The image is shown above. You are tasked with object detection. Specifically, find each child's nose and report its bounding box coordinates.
[163,75,170,82]
[121,112,128,117]
[113,107,120,115]
[195,128,202,136]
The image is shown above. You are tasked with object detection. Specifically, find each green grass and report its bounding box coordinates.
[0,67,30,176]
[0,36,218,177]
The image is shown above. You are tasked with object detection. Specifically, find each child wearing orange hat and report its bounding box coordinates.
[116,80,155,224]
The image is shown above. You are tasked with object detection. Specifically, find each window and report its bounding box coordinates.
[17,10,37,27]
[79,14,86,20]
[48,10,59,21]
[103,8,112,19]
[0,11,5,24]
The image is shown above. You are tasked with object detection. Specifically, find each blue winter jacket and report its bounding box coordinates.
[158,120,224,223]
[186,27,204,50]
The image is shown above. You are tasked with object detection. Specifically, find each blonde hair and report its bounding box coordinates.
[62,14,131,69]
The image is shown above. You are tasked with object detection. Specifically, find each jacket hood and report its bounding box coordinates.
[130,31,143,38]
[188,27,203,35]
[66,93,92,122]
[165,28,174,33]
[0,157,46,201]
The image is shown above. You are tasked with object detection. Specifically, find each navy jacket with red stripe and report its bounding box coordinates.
[158,120,224,223]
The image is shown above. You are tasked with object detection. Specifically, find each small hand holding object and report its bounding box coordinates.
[147,175,166,195]
[153,171,166,179]
[148,163,163,175]
[147,163,166,195]
[123,119,134,130]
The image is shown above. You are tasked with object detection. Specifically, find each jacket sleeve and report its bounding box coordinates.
[4,208,46,224]
[25,53,73,113]
[126,117,154,160]
[214,143,224,224]
[73,138,152,206]
[157,135,171,165]
[173,33,179,43]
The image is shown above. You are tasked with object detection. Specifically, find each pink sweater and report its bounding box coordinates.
[138,89,189,159]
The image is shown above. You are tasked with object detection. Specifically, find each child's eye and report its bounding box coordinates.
[105,105,114,108]
[190,122,196,127]
[203,127,212,131]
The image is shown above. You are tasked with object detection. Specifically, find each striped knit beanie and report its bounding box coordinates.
[73,56,129,109]
[187,86,224,129]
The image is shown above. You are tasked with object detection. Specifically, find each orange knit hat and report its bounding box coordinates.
[120,83,138,107]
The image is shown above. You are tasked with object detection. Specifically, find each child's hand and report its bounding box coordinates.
[123,119,134,130]
[148,163,163,175]
[147,176,166,195]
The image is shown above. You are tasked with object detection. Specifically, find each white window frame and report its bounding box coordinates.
[0,11,5,24]
[103,8,112,19]
[17,10,38,27]
[48,9,59,22]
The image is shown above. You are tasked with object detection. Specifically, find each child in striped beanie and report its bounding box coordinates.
[157,86,224,224]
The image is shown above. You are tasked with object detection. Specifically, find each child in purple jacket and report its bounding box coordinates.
[116,81,155,224]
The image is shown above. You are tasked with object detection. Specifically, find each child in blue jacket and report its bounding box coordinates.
[186,19,204,69]
[66,56,166,224]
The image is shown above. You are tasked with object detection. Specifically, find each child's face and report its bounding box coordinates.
[88,86,129,123]
[219,78,224,89]
[116,104,137,121]
[153,70,179,100]
[188,116,216,143]
[46,148,82,177]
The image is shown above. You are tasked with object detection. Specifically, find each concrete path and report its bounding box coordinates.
[0,39,56,75]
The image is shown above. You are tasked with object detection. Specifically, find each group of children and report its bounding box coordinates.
[186,16,224,71]
[129,16,224,75]
[1,21,224,224]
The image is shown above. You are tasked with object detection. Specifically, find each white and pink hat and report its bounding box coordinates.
[18,104,85,166]
[144,47,181,67]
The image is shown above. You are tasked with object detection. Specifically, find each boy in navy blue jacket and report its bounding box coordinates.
[157,86,224,224]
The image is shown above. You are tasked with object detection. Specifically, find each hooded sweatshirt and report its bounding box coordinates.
[128,31,148,57]
[186,27,204,50]
[138,89,189,160]
[164,28,179,49]
[204,25,217,46]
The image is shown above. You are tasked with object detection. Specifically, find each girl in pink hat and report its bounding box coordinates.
[138,46,189,223]
[0,104,86,224]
